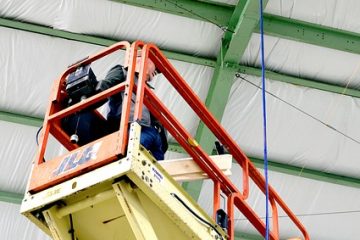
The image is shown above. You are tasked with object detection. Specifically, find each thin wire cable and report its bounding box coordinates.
[258,0,270,239]
[165,0,360,163]
[234,209,360,221]
[236,75,360,145]
[163,0,235,33]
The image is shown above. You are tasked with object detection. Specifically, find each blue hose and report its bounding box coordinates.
[258,0,270,239]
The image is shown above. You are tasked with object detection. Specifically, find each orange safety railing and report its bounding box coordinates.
[29,41,310,240]
[133,41,309,240]
[29,41,134,192]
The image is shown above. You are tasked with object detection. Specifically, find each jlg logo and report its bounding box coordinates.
[53,142,102,176]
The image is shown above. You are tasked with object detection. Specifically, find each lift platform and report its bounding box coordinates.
[21,41,309,240]
[22,122,231,240]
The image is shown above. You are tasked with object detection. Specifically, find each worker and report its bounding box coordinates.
[97,56,167,160]
[62,55,168,160]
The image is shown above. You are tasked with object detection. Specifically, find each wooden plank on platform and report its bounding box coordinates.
[159,154,232,181]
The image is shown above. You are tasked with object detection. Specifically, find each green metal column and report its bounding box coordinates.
[182,58,236,199]
[183,0,268,200]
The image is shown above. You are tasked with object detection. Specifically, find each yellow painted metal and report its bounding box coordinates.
[56,189,114,218]
[125,124,224,240]
[113,181,159,240]
[21,122,226,240]
[43,206,72,240]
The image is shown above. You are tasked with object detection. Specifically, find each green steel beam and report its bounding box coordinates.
[0,111,42,127]
[184,0,268,200]
[195,59,237,154]
[238,65,360,98]
[0,190,23,204]
[0,17,216,67]
[5,109,360,191]
[196,0,234,7]
[260,13,360,55]
[1,4,359,238]
[185,63,235,198]
[250,157,360,189]
[168,142,360,189]
[0,17,115,46]
[112,0,233,27]
[7,149,360,193]
[146,0,262,63]
[221,0,267,63]
[2,75,359,190]
[2,3,360,197]
[2,16,360,97]
[196,0,268,150]
[115,0,360,56]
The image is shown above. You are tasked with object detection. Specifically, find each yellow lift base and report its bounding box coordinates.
[21,123,229,240]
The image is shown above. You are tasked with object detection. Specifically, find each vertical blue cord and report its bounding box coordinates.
[259,0,270,239]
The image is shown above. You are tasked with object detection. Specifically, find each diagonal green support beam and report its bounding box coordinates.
[183,0,268,200]
[194,60,237,150]
[182,59,237,199]
[221,0,266,63]
[0,17,216,67]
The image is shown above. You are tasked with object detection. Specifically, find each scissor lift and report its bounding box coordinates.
[21,41,309,240]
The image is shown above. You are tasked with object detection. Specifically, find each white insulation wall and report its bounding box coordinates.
[266,0,360,33]
[0,0,223,57]
[0,202,49,240]
[0,27,214,133]
[222,75,360,176]
[242,34,360,88]
[1,0,360,239]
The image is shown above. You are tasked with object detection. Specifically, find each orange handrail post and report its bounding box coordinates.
[213,181,221,219]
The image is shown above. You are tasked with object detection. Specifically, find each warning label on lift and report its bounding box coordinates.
[152,166,164,183]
